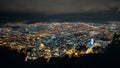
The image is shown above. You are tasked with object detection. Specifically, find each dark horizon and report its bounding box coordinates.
[0,9,120,24]
[1,0,120,25]
[0,0,120,25]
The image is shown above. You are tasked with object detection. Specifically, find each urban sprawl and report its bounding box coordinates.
[0,21,120,62]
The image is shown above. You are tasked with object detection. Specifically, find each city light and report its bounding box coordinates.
[0,21,120,62]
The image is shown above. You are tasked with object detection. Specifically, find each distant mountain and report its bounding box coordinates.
[0,10,120,25]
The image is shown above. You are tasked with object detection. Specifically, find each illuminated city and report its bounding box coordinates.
[0,21,120,62]
[1,0,120,68]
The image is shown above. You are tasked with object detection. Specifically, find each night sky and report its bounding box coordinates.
[0,0,120,22]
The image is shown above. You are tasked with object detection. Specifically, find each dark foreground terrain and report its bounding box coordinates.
[0,41,120,68]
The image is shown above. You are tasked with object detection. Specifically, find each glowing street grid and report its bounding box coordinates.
[0,21,120,62]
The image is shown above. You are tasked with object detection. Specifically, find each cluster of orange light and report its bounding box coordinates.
[0,33,102,62]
